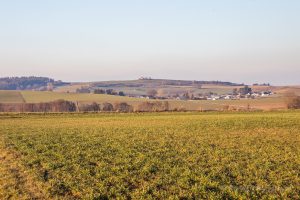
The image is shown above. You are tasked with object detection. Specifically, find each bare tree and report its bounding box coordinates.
[114,102,133,112]
[136,101,169,112]
[147,89,158,97]
[94,89,105,94]
[0,100,76,112]
[118,91,125,96]
[285,93,300,109]
[102,102,114,111]
[78,102,100,112]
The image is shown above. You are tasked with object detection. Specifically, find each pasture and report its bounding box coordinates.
[0,111,299,199]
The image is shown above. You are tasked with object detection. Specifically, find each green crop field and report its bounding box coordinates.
[0,111,299,199]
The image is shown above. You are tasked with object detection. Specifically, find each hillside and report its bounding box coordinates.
[0,78,297,111]
[91,79,243,87]
[0,77,68,90]
[0,77,243,91]
[55,79,245,96]
[0,90,287,111]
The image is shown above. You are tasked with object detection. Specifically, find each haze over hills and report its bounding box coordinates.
[0,76,245,90]
[1,76,297,96]
[1,76,300,112]
[0,76,262,97]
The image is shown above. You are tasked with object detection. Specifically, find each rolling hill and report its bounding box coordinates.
[0,90,287,111]
[54,79,245,96]
[0,77,297,111]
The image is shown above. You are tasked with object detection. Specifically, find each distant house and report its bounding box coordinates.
[224,95,231,100]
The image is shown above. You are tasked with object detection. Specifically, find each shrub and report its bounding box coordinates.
[94,89,105,94]
[0,100,76,112]
[78,102,100,112]
[114,102,133,112]
[285,93,300,109]
[102,103,114,111]
[222,105,230,111]
[76,87,90,93]
[136,101,169,112]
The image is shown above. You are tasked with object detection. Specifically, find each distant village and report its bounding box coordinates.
[135,86,274,101]
[78,85,274,101]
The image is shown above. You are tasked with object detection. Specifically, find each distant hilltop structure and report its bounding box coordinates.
[139,76,152,80]
[252,83,271,86]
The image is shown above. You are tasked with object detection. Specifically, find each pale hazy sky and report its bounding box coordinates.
[0,0,299,85]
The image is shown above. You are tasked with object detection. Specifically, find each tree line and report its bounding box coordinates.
[0,77,68,90]
[0,100,76,112]
[76,88,126,96]
[0,100,174,112]
[1,94,299,112]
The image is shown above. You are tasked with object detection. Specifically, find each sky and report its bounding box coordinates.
[0,0,299,85]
